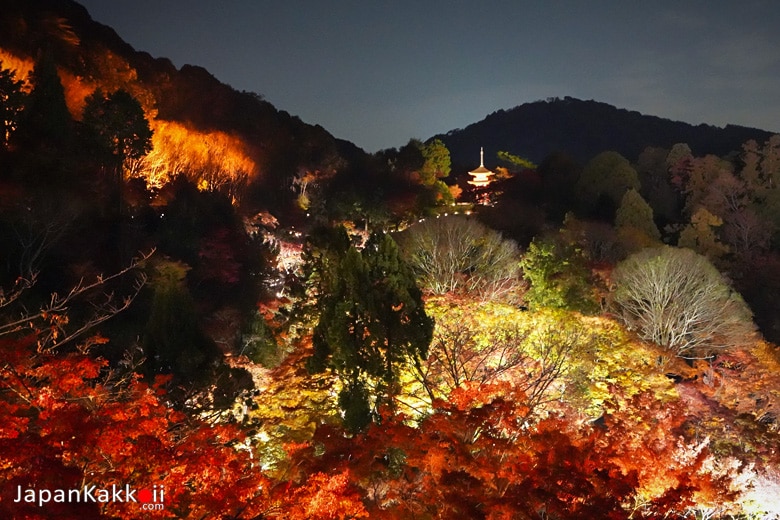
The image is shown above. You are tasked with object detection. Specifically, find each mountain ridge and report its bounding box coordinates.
[3,0,777,192]
[431,96,775,171]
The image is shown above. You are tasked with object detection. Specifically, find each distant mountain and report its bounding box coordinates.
[432,97,775,171]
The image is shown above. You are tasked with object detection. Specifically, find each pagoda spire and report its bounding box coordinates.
[468,146,494,188]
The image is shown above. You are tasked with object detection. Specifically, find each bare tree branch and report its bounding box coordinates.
[414,315,587,413]
[0,249,154,352]
[399,216,521,302]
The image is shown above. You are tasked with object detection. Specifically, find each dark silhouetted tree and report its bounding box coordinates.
[538,151,581,221]
[15,52,71,151]
[82,88,152,172]
[577,151,640,219]
[635,146,683,227]
[0,62,25,150]
[142,258,219,381]
[82,88,152,227]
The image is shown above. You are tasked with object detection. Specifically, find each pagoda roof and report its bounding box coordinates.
[469,165,493,174]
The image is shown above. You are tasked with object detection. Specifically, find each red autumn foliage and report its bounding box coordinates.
[283,470,368,520]
[0,335,271,519]
[284,381,737,519]
[1,330,741,519]
[288,383,618,518]
[197,227,244,286]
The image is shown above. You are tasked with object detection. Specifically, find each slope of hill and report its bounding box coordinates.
[5,1,775,204]
[0,0,360,215]
[433,96,775,169]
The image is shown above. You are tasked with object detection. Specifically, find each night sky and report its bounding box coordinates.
[76,1,780,152]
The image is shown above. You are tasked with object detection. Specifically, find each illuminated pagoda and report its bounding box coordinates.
[467,147,495,187]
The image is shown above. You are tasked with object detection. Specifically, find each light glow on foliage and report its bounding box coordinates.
[413,296,600,417]
[0,51,33,87]
[129,120,258,197]
[737,467,780,518]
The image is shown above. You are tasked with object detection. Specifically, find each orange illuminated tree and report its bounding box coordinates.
[284,379,738,519]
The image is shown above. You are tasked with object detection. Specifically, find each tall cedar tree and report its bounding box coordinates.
[0,62,25,150]
[615,188,661,241]
[14,53,71,151]
[312,232,433,431]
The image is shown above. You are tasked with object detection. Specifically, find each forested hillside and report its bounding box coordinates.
[2,1,780,518]
[434,96,774,169]
[0,0,359,217]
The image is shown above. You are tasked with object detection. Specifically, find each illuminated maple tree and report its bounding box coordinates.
[282,377,747,519]
[288,383,629,518]
[411,296,587,415]
[0,334,273,519]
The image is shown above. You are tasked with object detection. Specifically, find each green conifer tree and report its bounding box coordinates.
[615,189,662,252]
[312,232,433,431]
[143,259,219,380]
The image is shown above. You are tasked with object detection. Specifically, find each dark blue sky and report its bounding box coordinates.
[77,1,780,152]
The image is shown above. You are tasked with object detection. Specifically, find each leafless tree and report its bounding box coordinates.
[723,208,773,258]
[10,200,79,278]
[612,246,756,359]
[414,317,587,412]
[422,321,528,392]
[399,216,521,302]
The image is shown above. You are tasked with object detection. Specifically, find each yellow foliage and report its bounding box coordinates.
[419,297,593,411]
[569,315,678,416]
[408,295,682,421]
[248,342,341,476]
